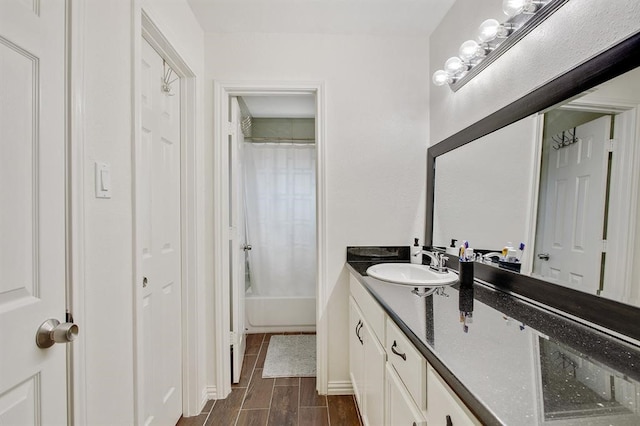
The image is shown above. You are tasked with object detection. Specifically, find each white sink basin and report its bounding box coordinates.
[366,263,458,287]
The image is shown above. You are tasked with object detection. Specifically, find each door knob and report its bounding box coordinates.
[243,244,252,251]
[36,319,79,348]
[537,253,550,261]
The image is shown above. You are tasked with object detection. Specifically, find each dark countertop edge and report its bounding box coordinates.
[346,262,502,426]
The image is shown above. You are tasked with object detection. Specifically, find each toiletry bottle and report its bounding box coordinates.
[502,242,514,260]
[446,239,458,256]
[411,238,422,264]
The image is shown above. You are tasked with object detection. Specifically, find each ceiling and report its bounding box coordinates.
[241,95,316,118]
[186,0,456,37]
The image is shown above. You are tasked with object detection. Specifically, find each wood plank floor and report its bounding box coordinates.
[176,333,362,426]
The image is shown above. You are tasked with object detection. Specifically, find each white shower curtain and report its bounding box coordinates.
[243,143,316,297]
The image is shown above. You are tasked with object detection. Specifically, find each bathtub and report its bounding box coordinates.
[245,295,316,333]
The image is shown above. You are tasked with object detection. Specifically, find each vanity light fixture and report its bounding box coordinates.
[432,0,569,91]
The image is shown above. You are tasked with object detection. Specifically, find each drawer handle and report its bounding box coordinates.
[446,415,453,426]
[391,340,406,361]
[355,320,363,345]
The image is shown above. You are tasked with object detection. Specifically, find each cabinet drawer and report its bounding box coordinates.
[427,366,480,426]
[385,317,426,411]
[350,274,385,343]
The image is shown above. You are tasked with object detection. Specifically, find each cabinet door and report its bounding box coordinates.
[386,363,427,426]
[364,324,386,426]
[349,297,365,407]
[426,366,480,426]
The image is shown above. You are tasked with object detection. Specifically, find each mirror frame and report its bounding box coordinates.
[426,31,640,342]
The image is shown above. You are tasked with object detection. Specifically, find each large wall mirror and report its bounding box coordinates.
[427,32,640,337]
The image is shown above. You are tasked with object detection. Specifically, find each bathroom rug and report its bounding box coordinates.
[262,334,316,378]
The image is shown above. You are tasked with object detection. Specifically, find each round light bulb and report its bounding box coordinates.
[432,70,451,86]
[503,0,535,17]
[478,18,510,42]
[459,40,484,62]
[478,19,500,43]
[444,56,465,75]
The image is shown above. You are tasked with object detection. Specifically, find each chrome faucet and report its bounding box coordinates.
[412,249,449,273]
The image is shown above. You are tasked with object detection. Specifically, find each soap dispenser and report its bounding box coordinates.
[446,239,458,256]
[411,238,422,264]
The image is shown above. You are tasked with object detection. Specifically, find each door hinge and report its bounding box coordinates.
[229,331,237,346]
[607,139,616,152]
[227,121,235,136]
[602,239,608,253]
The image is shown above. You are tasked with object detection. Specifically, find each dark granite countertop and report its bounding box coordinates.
[346,247,640,426]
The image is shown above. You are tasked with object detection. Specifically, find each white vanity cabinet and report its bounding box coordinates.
[349,295,385,426]
[349,273,481,426]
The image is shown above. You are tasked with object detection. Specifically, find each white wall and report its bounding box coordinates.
[429,0,640,143]
[80,0,204,422]
[204,32,431,388]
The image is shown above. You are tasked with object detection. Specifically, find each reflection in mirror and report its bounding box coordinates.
[538,338,640,423]
[432,66,640,307]
[426,283,640,425]
[433,116,539,273]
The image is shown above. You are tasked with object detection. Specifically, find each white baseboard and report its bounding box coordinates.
[327,380,354,395]
[206,385,218,400]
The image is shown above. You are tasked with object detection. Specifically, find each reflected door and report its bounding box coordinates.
[537,115,611,292]
[0,1,68,424]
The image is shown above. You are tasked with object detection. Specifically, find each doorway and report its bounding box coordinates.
[213,82,327,399]
[239,95,317,335]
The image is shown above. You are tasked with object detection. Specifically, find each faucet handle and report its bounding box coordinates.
[440,256,449,267]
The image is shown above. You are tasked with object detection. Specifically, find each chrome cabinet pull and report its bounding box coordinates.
[391,340,406,360]
[537,253,550,261]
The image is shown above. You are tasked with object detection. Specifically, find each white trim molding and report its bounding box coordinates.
[327,381,354,395]
[212,81,328,398]
[206,385,218,401]
[68,0,87,423]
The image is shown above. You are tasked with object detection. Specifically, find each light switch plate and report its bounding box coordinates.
[95,161,112,199]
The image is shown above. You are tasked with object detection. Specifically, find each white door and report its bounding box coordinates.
[0,1,69,424]
[140,39,182,425]
[230,97,247,383]
[536,116,611,293]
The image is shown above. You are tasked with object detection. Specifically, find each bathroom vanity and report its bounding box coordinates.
[346,246,640,426]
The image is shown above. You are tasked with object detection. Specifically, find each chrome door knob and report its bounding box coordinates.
[537,253,550,261]
[243,244,252,251]
[36,319,79,348]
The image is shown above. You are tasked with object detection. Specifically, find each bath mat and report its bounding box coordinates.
[262,335,316,378]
